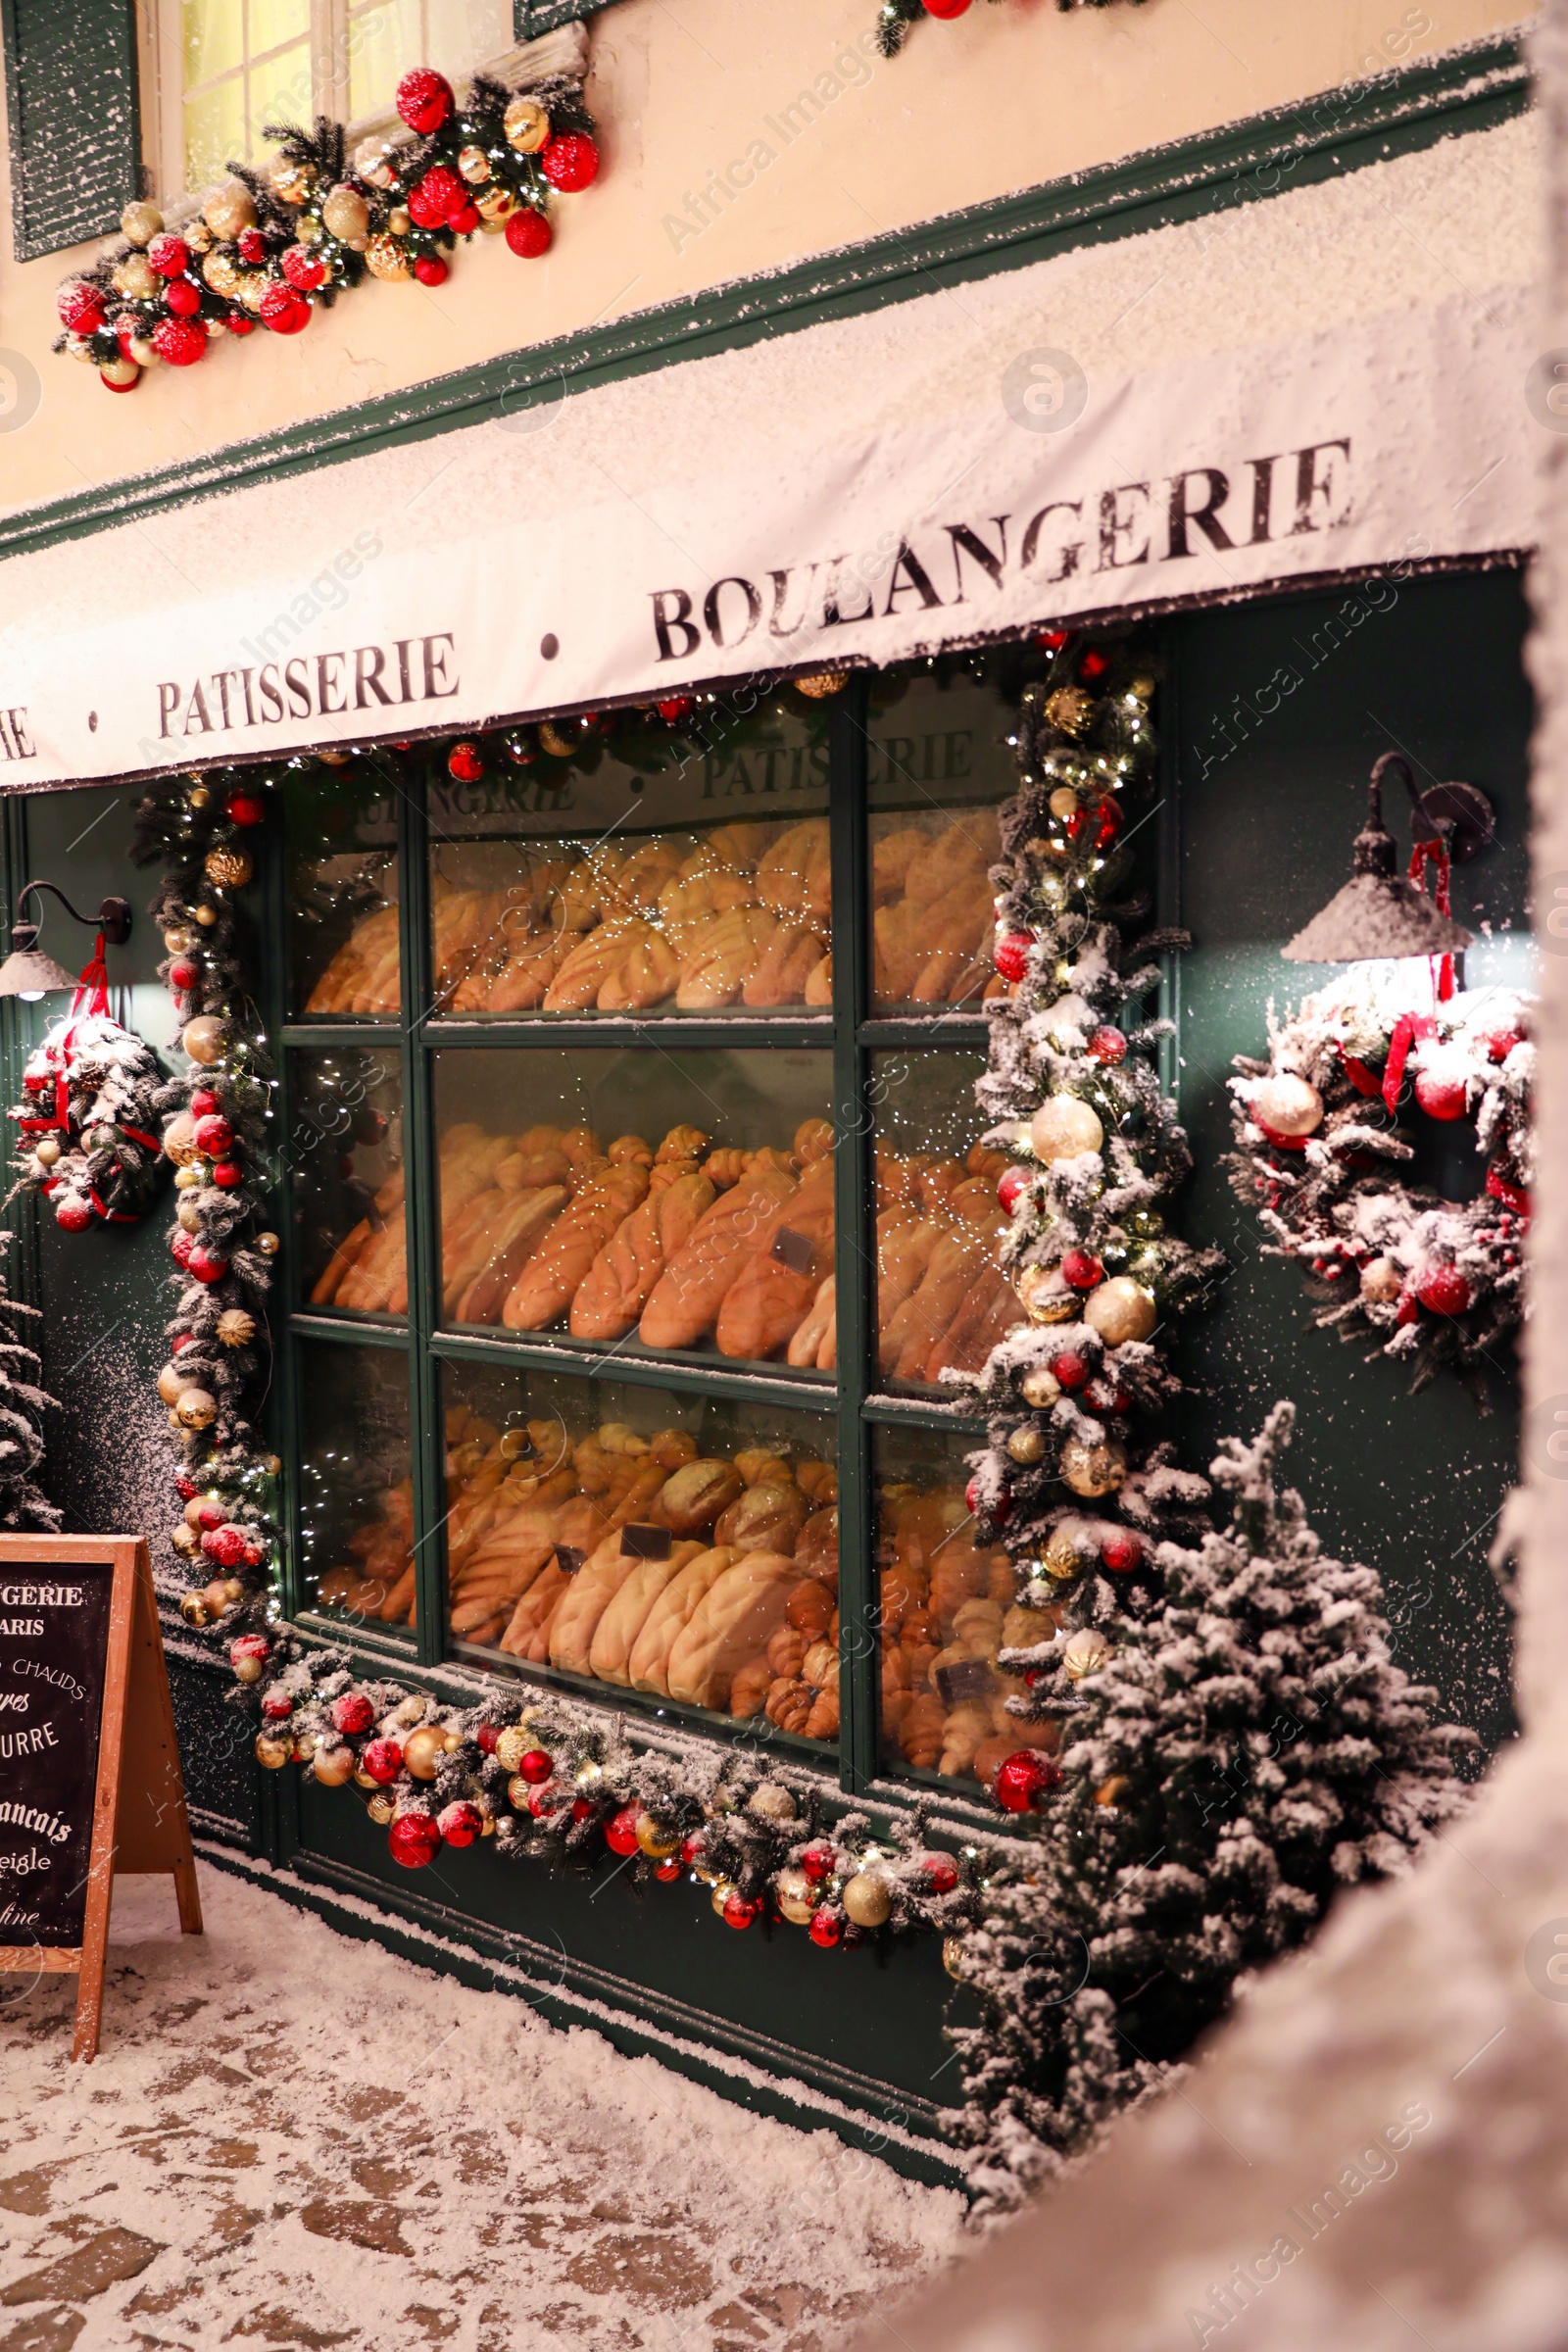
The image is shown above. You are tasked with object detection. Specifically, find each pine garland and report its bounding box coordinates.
[875,0,1146,60]
[6,997,168,1231]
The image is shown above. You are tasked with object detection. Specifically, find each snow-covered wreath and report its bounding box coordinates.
[6,952,168,1230]
[1228,965,1532,1394]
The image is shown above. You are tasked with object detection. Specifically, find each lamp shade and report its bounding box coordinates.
[0,942,76,1000]
[1283,752,1476,964]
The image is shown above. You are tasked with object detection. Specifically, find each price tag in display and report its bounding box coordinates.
[618,1525,672,1560]
[934,1658,998,1708]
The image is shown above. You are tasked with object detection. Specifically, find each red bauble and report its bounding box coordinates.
[237,229,268,265]
[993,931,1035,983]
[922,0,972,15]
[997,1165,1030,1217]
[1416,1264,1471,1316]
[260,283,310,335]
[1036,627,1072,650]
[229,1633,269,1669]
[196,1500,224,1532]
[449,202,481,237]
[171,1229,195,1267]
[1079,648,1109,679]
[657,696,696,723]
[1487,1031,1523,1063]
[1086,1026,1127,1065]
[331,1691,374,1737]
[541,133,599,191]
[361,1737,403,1785]
[191,1090,220,1118]
[1102,1531,1144,1575]
[519,1748,553,1785]
[281,245,327,292]
[389,1812,442,1868]
[655,1857,682,1884]
[1050,1350,1088,1388]
[226,791,265,826]
[186,1246,229,1285]
[437,1800,483,1847]
[174,1468,198,1497]
[919,1853,959,1894]
[1083,1378,1130,1415]
[226,314,256,336]
[1061,1250,1102,1291]
[172,1334,195,1354]
[55,1198,92,1233]
[571,1796,594,1822]
[606,1805,642,1857]
[261,1690,292,1721]
[147,233,190,278]
[164,277,202,318]
[447,740,484,782]
[679,1831,707,1867]
[396,65,454,134]
[527,1786,561,1819]
[211,1161,242,1189]
[168,956,199,991]
[800,1841,837,1883]
[58,281,105,334]
[505,207,553,260]
[153,316,207,367]
[201,1523,247,1568]
[993,1751,1060,1813]
[410,166,465,227]
[808,1909,843,1948]
[414,256,449,286]
[193,1113,233,1155]
[1097,797,1123,847]
[475,1722,500,1754]
[1414,1070,1469,1122]
[964,1474,1009,1522]
[722,1891,760,1930]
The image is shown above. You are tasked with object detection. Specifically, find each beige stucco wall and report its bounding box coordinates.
[0,0,1532,515]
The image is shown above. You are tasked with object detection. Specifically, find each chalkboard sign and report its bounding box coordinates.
[0,1537,200,2059]
[0,1562,114,1946]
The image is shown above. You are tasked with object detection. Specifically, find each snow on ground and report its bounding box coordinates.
[0,1865,963,2352]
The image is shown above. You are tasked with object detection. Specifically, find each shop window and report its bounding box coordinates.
[294,1335,414,1639]
[282,759,400,1021]
[288,1045,404,1317]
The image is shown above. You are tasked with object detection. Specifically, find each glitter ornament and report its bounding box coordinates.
[1250,1074,1323,1138]
[1084,1277,1157,1346]
[504,95,551,152]
[1030,1097,1103,1161]
[1060,1438,1127,1497]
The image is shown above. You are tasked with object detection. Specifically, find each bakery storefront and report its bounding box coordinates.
[0,24,1534,2183]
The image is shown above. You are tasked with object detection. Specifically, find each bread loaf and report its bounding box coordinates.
[713,1162,834,1361]
[502,1163,649,1329]
[742,923,827,1006]
[650,1458,744,1536]
[639,1166,796,1350]
[454,1185,571,1326]
[548,1532,647,1677]
[587,1541,704,1685]
[664,1550,798,1710]
[627,1545,742,1693]
[498,1559,569,1658]
[568,1169,716,1342]
[674,907,777,1008]
[712,1480,808,1555]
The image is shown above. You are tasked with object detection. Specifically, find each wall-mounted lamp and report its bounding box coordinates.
[0,882,133,1003]
[1282,752,1493,964]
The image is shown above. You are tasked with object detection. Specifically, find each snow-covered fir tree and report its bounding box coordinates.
[0,1234,60,1533]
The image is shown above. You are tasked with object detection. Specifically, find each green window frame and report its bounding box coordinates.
[514,0,624,37]
[2,0,140,261]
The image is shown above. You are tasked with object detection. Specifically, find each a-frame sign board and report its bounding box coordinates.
[0,1535,201,2059]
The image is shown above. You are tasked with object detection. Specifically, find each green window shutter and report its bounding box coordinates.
[2,0,139,262]
[514,0,624,37]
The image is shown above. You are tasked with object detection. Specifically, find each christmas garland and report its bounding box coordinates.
[6,953,168,1229]
[55,64,598,395]
[875,0,1144,59]
[1228,967,1532,1396]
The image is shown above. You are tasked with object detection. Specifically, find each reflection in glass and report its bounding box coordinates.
[298,1342,414,1640]
[873,1423,1054,1795]
[283,759,401,1020]
[288,1049,404,1315]
[439,1361,839,1753]
[873,1050,1020,1390]
[431,1049,835,1374]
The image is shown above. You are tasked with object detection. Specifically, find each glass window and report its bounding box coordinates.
[873,1422,1050,1797]
[431,1047,835,1376]
[425,701,833,1021]
[283,759,401,1022]
[866,660,1018,1013]
[438,1360,839,1757]
[297,1340,414,1640]
[287,1047,405,1316]
[872,1049,1020,1393]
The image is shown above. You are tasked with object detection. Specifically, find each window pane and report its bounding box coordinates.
[348,0,420,123]
[874,1421,1048,1798]
[426,701,832,1021]
[249,0,312,57]
[184,0,243,89]
[439,1357,839,1760]
[873,1049,1021,1392]
[432,1048,834,1377]
[288,1047,405,1317]
[867,657,1020,1012]
[184,75,248,191]
[283,760,401,1022]
[247,35,314,150]
[298,1340,414,1641]
[427,0,511,71]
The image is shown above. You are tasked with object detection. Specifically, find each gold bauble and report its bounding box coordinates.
[635,1813,680,1860]
[841,1870,893,1930]
[1006,1424,1047,1467]
[172,1522,200,1560]
[217,1307,256,1348]
[202,250,241,298]
[353,1764,377,1789]
[1048,785,1080,819]
[506,1773,532,1809]
[238,273,269,313]
[479,1805,496,1837]
[504,95,551,153]
[942,1935,966,1981]
[233,1649,265,1686]
[256,1231,280,1257]
[1030,1096,1103,1162]
[203,179,256,238]
[157,1361,193,1406]
[710,1879,738,1917]
[795,670,849,699]
[403,1725,445,1781]
[367,1789,397,1825]
[32,1139,61,1169]
[537,722,579,758]
[1016,1263,1075,1326]
[494,1726,530,1771]
[474,184,515,222]
[175,1388,218,1430]
[393,1694,427,1728]
[365,233,411,283]
[387,208,412,237]
[321,183,370,246]
[174,1166,201,1192]
[184,220,213,255]
[774,1867,815,1927]
[256,1731,293,1769]
[1062,1628,1111,1680]
[313,1744,356,1788]
[194,905,219,926]
[1044,686,1096,739]
[163,1110,200,1164]
[457,144,492,184]
[1360,1256,1402,1303]
[1059,1440,1127,1499]
[120,199,164,246]
[1043,1527,1085,1583]
[747,1783,797,1825]
[205,844,253,889]
[1250,1074,1323,1139]
[164,927,193,953]
[176,1198,203,1234]
[111,254,158,300]
[1020,1364,1061,1408]
[352,135,398,188]
[292,1729,319,1764]
[264,1454,282,1476]
[269,156,315,205]
[188,784,212,808]
[125,334,160,368]
[181,1017,225,1066]
[1083,1277,1157,1347]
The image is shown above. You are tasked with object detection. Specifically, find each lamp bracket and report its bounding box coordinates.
[15,880,132,947]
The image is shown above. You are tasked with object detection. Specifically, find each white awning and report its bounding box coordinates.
[0,109,1539,788]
